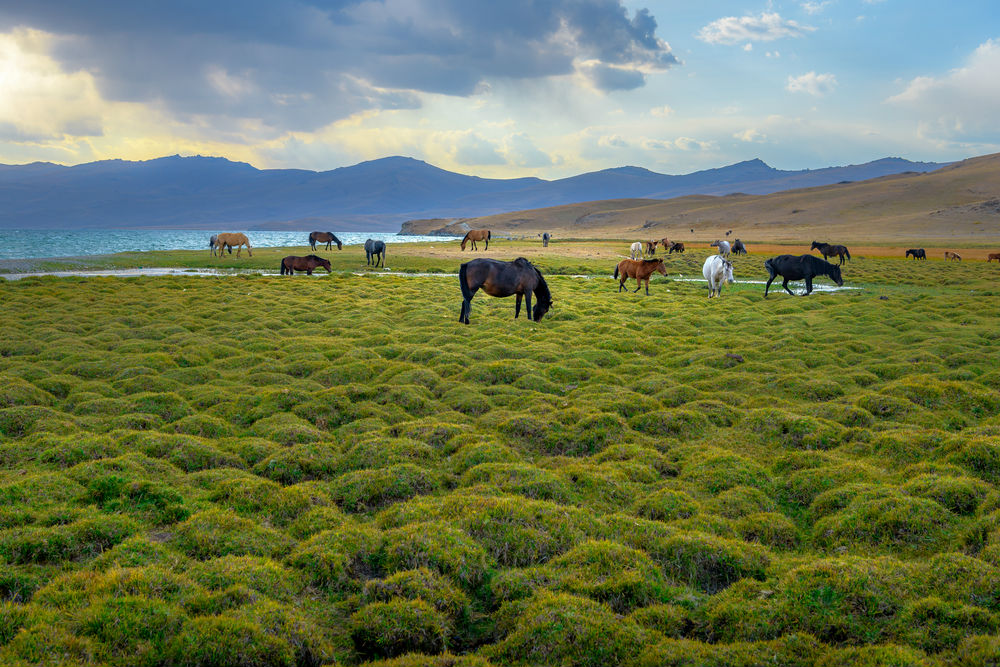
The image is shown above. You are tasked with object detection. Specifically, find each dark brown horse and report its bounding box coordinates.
[461,229,491,251]
[811,241,850,265]
[614,258,667,295]
[989,253,1000,263]
[668,242,685,254]
[309,232,342,251]
[458,257,551,325]
[905,248,927,260]
[280,255,331,275]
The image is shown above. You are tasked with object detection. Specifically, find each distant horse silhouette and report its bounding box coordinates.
[280,255,331,275]
[811,241,850,265]
[710,240,731,258]
[542,232,550,247]
[461,229,491,251]
[764,254,843,297]
[988,253,1000,263]
[906,248,927,260]
[703,255,734,298]
[944,251,962,261]
[309,232,342,251]
[215,233,252,258]
[645,240,659,255]
[614,258,666,295]
[669,242,685,254]
[630,242,644,260]
[364,239,386,267]
[209,234,231,257]
[458,257,551,325]
[732,239,748,255]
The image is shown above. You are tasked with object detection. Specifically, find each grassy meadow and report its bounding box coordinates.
[2,241,1000,666]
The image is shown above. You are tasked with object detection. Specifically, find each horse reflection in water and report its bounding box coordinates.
[458,257,551,325]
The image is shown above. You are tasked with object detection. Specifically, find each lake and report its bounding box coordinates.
[0,229,455,260]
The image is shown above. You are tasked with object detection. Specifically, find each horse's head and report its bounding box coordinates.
[710,240,719,247]
[336,240,343,250]
[724,260,735,283]
[829,263,844,286]
[810,241,821,250]
[654,260,667,275]
[533,297,552,321]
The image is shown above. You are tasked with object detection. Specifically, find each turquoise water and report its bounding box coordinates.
[0,230,455,260]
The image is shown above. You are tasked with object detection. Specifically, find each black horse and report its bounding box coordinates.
[732,239,748,255]
[764,254,844,297]
[309,231,342,251]
[811,241,851,265]
[905,248,927,260]
[458,257,551,325]
[542,232,550,247]
[364,239,386,267]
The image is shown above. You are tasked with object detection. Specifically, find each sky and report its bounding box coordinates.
[1,1,998,178]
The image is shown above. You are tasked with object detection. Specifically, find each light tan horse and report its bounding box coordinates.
[614,258,667,295]
[460,229,491,251]
[944,251,962,261]
[215,232,252,258]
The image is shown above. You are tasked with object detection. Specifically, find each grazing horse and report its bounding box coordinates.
[215,233,252,258]
[810,241,850,265]
[669,242,685,254]
[458,257,551,325]
[542,232,550,247]
[764,254,843,297]
[614,258,667,295]
[645,240,659,255]
[944,251,962,261]
[461,229,491,251]
[280,255,331,275]
[710,240,731,258]
[906,248,927,260]
[364,239,386,267]
[731,239,748,255]
[629,241,644,260]
[209,234,230,257]
[703,255,735,298]
[988,253,1000,263]
[309,232,342,251]
[660,237,672,250]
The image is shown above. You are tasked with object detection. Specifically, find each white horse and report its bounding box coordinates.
[703,255,734,298]
[629,241,643,260]
[710,239,731,258]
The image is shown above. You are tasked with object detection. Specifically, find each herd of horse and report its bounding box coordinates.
[203,229,997,324]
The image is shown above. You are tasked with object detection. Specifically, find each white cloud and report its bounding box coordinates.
[801,2,831,15]
[650,105,673,117]
[743,43,753,52]
[786,71,838,96]
[734,128,766,142]
[698,12,815,45]
[887,39,1000,143]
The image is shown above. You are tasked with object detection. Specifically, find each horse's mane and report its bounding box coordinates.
[640,258,663,264]
[532,268,551,304]
[306,254,326,261]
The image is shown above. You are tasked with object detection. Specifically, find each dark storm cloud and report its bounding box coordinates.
[0,1,677,132]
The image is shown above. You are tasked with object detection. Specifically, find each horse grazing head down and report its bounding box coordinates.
[828,262,844,286]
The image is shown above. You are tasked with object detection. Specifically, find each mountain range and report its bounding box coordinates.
[0,154,948,232]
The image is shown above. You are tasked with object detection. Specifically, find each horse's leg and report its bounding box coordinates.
[633,277,641,293]
[644,277,650,295]
[764,276,774,297]
[515,293,523,319]
[306,268,313,275]
[805,277,814,295]
[782,278,794,296]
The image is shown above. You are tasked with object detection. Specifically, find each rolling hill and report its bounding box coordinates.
[437,153,1000,244]
[0,153,945,231]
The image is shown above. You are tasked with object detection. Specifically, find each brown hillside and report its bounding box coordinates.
[449,153,1000,245]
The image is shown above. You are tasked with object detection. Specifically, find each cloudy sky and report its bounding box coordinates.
[1,1,998,177]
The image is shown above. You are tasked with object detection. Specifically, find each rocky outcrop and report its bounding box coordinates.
[397,218,471,236]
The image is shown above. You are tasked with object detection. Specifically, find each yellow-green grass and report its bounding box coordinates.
[1,254,1000,666]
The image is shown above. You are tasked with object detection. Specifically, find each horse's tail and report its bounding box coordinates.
[486,230,491,241]
[613,264,620,280]
[459,263,473,301]
[279,259,285,275]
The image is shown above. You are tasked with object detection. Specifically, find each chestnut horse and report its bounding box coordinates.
[668,242,685,254]
[811,241,850,265]
[988,253,1000,263]
[461,229,491,251]
[280,255,331,275]
[458,257,551,325]
[645,240,659,255]
[215,233,252,258]
[309,232,342,251]
[614,258,667,295]
[944,251,962,261]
